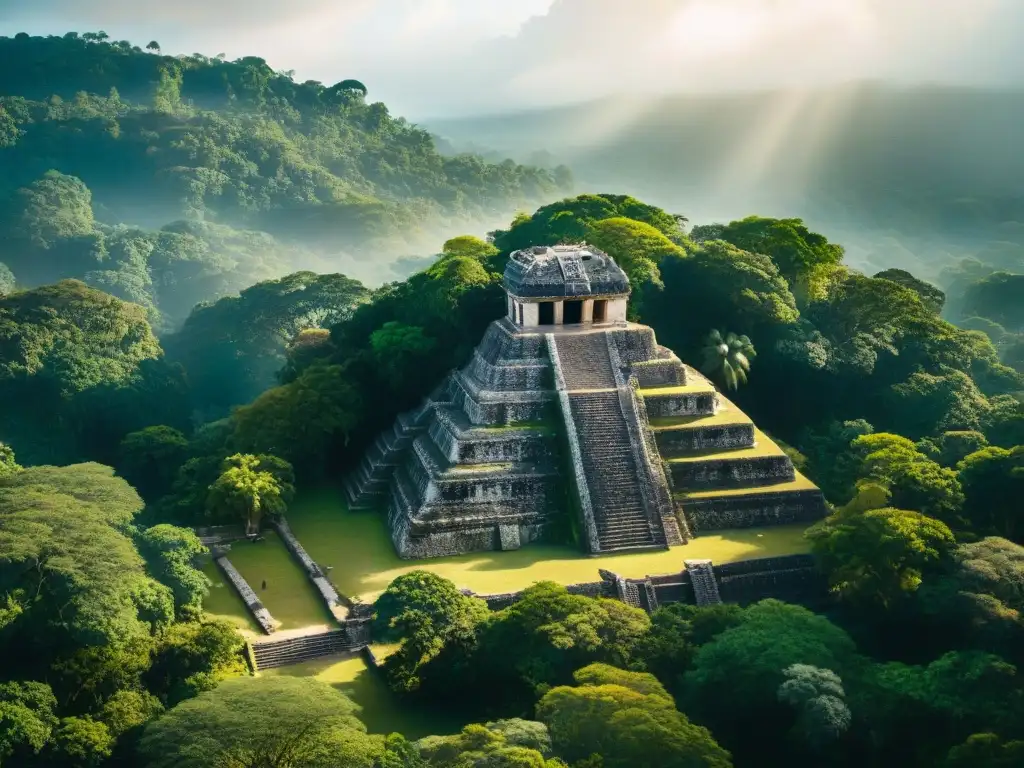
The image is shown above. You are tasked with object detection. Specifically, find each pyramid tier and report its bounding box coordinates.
[429,405,557,465]
[638,381,719,419]
[650,394,756,454]
[666,429,794,490]
[674,471,827,533]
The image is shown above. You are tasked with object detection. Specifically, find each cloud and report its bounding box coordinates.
[2,0,1022,117]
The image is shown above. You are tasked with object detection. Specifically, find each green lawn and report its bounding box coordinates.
[200,560,260,635]
[285,488,810,603]
[261,649,467,739]
[225,531,334,631]
[676,471,821,499]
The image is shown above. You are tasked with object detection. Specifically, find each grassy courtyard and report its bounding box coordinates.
[225,531,334,631]
[200,560,259,634]
[284,487,811,603]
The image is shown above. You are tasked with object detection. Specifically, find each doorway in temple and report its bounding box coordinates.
[593,299,608,322]
[564,300,583,324]
[539,301,555,325]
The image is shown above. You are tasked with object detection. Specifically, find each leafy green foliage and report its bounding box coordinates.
[874,268,946,314]
[715,215,845,285]
[116,426,189,501]
[415,721,560,768]
[776,664,851,750]
[808,507,957,606]
[536,663,732,768]
[373,571,489,692]
[701,330,755,391]
[137,525,210,620]
[206,454,294,534]
[848,433,965,522]
[0,280,188,465]
[136,676,379,768]
[961,272,1024,332]
[957,446,1024,541]
[164,271,368,416]
[489,194,684,255]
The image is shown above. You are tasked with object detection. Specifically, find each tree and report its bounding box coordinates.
[776,664,851,750]
[441,235,499,262]
[206,454,293,535]
[957,446,1024,541]
[116,426,189,501]
[373,571,488,692]
[232,364,362,473]
[701,330,755,390]
[146,41,161,53]
[0,681,59,764]
[849,433,965,522]
[145,620,247,706]
[874,268,946,314]
[164,271,368,415]
[490,194,686,254]
[961,272,1024,331]
[137,525,210,620]
[0,262,13,295]
[415,721,559,768]
[586,217,687,315]
[682,601,857,763]
[808,507,956,607]
[536,663,732,768]
[945,733,1024,767]
[0,442,18,477]
[429,582,652,714]
[716,215,844,285]
[136,677,379,768]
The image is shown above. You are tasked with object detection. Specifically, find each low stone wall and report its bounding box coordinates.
[215,555,276,634]
[271,518,347,622]
[462,553,826,614]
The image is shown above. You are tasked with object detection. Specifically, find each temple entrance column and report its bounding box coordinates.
[554,300,564,325]
[582,299,594,323]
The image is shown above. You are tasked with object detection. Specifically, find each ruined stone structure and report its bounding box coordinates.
[345,244,826,559]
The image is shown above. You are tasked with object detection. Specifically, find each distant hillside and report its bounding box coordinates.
[0,32,573,321]
[427,83,1024,278]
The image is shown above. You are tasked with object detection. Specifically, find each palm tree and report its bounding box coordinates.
[701,330,756,390]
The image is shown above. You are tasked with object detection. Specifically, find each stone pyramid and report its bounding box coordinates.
[345,245,826,559]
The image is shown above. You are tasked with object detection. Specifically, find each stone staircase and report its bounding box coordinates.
[570,393,664,551]
[250,625,369,670]
[554,332,618,390]
[685,559,723,605]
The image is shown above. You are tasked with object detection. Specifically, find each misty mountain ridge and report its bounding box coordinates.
[427,81,1024,279]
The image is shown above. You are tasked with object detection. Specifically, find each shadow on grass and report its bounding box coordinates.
[263,652,467,740]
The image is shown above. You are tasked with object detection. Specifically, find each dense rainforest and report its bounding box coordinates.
[1,30,1024,768]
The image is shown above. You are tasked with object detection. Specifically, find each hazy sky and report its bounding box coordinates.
[3,0,1023,117]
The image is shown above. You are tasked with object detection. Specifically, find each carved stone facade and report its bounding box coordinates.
[345,245,827,559]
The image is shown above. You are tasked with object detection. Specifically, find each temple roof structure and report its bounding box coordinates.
[503,244,630,298]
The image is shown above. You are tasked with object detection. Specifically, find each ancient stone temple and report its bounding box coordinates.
[345,244,827,559]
